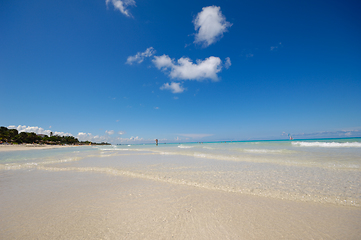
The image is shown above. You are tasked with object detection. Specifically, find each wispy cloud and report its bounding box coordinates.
[129,136,142,141]
[270,42,282,51]
[106,0,136,17]
[153,55,224,81]
[178,133,214,139]
[77,132,112,142]
[126,47,155,65]
[294,130,360,138]
[77,132,146,144]
[105,130,115,135]
[240,49,255,58]
[224,57,231,69]
[160,82,186,93]
[193,6,232,47]
[284,129,361,138]
[8,125,72,136]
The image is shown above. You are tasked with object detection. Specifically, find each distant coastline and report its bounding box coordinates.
[0,126,110,147]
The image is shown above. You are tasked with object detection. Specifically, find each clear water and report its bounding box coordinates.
[1,138,361,207]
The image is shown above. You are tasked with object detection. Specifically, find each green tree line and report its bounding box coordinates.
[0,126,110,145]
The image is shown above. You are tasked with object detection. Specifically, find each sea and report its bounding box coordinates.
[1,137,360,207]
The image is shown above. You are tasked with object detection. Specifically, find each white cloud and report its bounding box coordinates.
[106,0,136,17]
[77,132,109,142]
[126,47,155,65]
[193,6,232,47]
[54,131,72,136]
[160,82,186,93]
[8,125,72,136]
[118,131,125,135]
[153,55,223,81]
[152,54,173,69]
[224,57,231,69]
[105,130,115,135]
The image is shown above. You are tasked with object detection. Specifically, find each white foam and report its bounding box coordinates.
[244,149,283,153]
[160,152,174,155]
[178,145,194,149]
[292,141,361,148]
[194,153,207,158]
[100,148,129,151]
[203,146,214,149]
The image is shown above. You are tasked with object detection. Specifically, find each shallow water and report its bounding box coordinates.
[1,138,361,207]
[1,139,361,239]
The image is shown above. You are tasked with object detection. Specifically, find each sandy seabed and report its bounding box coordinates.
[0,169,360,240]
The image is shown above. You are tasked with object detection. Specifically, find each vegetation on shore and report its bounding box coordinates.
[0,126,110,145]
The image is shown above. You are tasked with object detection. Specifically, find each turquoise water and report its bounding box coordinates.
[0,146,95,164]
[1,138,361,206]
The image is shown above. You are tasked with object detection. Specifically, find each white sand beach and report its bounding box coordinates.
[1,169,360,239]
[0,144,78,152]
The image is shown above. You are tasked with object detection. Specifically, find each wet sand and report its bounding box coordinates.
[1,169,360,239]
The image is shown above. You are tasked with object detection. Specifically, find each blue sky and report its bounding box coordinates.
[1,0,360,143]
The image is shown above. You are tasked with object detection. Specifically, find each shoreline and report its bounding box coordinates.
[0,144,80,152]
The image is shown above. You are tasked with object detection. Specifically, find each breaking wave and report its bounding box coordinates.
[292,141,361,148]
[243,149,284,153]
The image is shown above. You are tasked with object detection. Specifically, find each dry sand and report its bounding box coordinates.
[1,169,360,239]
[0,144,77,152]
